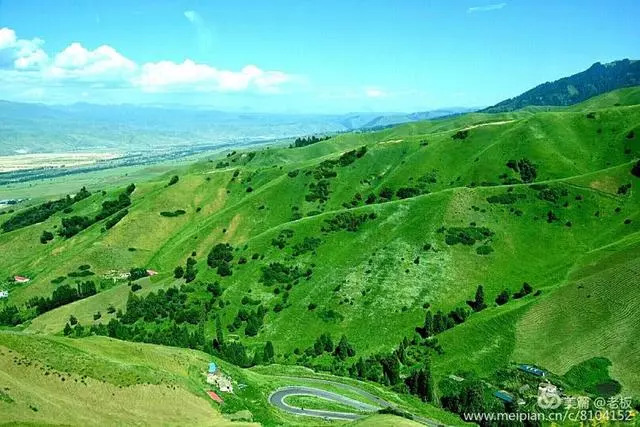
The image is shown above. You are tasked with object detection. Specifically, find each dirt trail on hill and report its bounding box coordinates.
[460,120,515,131]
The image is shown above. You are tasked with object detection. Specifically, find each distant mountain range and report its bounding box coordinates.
[483,59,640,113]
[0,101,473,155]
[4,58,638,156]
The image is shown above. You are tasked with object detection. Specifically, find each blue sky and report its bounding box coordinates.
[0,0,638,113]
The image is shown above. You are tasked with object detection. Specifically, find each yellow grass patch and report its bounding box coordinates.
[0,345,238,426]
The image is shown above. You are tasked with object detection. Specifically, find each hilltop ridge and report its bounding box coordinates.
[484,59,640,113]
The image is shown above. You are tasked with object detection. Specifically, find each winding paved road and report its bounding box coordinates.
[268,376,443,426]
[269,386,379,421]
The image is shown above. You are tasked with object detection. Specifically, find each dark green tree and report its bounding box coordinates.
[495,290,510,305]
[173,266,184,279]
[40,230,54,244]
[263,341,275,363]
[469,285,487,312]
[212,316,224,351]
[334,335,356,360]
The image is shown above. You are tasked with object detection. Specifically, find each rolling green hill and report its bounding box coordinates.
[1,86,639,425]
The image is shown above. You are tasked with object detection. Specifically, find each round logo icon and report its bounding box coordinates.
[538,391,562,409]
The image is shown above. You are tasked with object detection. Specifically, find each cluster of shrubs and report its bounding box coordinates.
[506,158,537,183]
[495,282,536,305]
[356,184,427,207]
[207,243,234,277]
[228,305,268,336]
[304,146,367,203]
[443,226,494,246]
[1,187,91,233]
[291,236,322,256]
[95,184,135,222]
[396,187,421,199]
[160,209,186,217]
[337,146,367,166]
[617,183,632,195]
[306,179,331,203]
[535,185,568,203]
[452,129,469,140]
[343,193,364,208]
[128,267,149,281]
[322,211,376,232]
[174,257,197,282]
[259,262,305,286]
[476,245,494,255]
[486,192,526,204]
[271,229,294,249]
[512,282,534,299]
[68,265,95,278]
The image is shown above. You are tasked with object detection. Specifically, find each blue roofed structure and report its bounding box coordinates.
[493,390,515,403]
[208,362,217,374]
[518,364,545,377]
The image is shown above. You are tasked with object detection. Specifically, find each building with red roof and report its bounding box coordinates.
[207,391,223,403]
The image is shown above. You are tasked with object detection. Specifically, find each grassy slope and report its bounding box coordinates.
[514,232,640,393]
[0,87,639,420]
[0,332,455,426]
[0,332,243,426]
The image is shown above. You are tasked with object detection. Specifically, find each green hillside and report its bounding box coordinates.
[1,86,640,424]
[483,59,640,113]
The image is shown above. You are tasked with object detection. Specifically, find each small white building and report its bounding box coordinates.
[205,362,233,393]
[0,290,8,299]
[214,375,234,393]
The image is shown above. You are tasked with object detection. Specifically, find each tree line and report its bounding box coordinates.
[59,184,135,238]
[1,187,91,233]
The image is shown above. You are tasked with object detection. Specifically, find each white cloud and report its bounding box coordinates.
[467,3,507,13]
[135,60,292,93]
[0,26,297,102]
[365,88,386,98]
[48,42,136,81]
[0,27,17,48]
[0,27,48,70]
